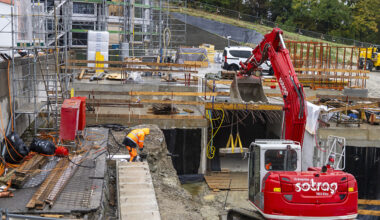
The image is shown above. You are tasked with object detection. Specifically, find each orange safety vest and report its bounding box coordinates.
[126,129,146,149]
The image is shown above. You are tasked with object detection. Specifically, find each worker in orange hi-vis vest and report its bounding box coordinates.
[122,128,150,162]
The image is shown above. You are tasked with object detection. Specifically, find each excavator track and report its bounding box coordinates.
[226,208,264,220]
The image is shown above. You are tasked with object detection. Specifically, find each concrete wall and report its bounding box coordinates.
[318,126,380,147]
[0,61,12,139]
[0,55,56,139]
[0,59,32,139]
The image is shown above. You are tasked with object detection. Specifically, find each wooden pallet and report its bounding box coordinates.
[221,71,236,79]
[204,172,248,191]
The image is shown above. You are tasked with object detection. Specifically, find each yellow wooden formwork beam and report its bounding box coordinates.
[77,90,229,97]
[358,199,380,206]
[205,102,283,111]
[327,103,379,113]
[61,66,198,73]
[358,210,380,216]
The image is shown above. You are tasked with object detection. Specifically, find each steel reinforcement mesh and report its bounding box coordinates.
[53,159,96,209]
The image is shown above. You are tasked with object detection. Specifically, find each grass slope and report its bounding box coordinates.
[174,7,350,47]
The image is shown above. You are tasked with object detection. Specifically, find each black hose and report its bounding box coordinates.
[66,156,95,169]
[108,130,124,160]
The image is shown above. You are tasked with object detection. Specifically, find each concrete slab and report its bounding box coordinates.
[117,161,160,220]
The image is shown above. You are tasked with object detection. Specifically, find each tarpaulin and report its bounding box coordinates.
[176,47,208,64]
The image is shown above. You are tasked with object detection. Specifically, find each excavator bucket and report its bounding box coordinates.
[230,74,268,103]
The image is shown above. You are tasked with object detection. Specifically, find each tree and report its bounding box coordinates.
[310,0,350,33]
[285,0,316,30]
[350,0,380,43]
[286,0,350,33]
[243,0,270,19]
[269,0,292,23]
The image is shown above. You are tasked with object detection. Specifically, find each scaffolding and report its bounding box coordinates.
[0,0,71,135]
[69,0,187,58]
[0,0,186,136]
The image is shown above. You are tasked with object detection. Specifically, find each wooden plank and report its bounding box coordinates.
[295,68,370,74]
[358,209,380,216]
[358,199,380,206]
[205,102,283,111]
[68,59,201,68]
[306,96,317,101]
[87,99,284,111]
[87,98,284,112]
[297,74,369,80]
[78,69,85,80]
[87,98,203,106]
[26,158,69,209]
[77,90,228,97]
[129,91,229,96]
[62,66,198,73]
[13,154,48,187]
[87,112,204,120]
[204,172,248,190]
[327,103,379,113]
[316,94,380,102]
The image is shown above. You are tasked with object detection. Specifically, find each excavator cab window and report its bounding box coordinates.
[264,149,297,171]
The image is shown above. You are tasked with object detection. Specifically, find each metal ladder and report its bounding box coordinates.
[325,135,346,170]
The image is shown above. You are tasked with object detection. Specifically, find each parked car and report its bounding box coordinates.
[222,46,273,75]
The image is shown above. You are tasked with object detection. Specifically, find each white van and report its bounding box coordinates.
[222,46,272,74]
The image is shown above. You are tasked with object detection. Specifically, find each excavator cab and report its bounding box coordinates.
[230,74,268,103]
[248,140,301,212]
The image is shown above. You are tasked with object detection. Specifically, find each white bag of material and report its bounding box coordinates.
[88,31,109,43]
[88,41,109,52]
[87,31,109,68]
[128,72,142,81]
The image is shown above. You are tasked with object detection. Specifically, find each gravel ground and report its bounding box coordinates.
[366,70,380,97]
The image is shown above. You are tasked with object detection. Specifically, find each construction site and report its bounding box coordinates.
[0,0,379,219]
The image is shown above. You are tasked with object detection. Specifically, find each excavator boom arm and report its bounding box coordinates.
[240,28,307,146]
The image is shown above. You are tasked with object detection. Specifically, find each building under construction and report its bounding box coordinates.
[0,0,379,219]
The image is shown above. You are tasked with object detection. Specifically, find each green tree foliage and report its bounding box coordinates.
[350,0,380,43]
[287,0,350,33]
[243,0,270,18]
[269,0,292,23]
[195,0,380,44]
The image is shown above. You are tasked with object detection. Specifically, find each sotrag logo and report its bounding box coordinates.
[295,179,338,195]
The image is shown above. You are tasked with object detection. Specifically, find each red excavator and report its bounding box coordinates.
[229,28,358,219]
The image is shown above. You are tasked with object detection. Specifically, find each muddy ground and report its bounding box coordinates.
[107,124,252,220]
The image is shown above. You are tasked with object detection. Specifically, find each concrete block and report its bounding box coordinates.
[119,176,152,183]
[343,88,368,98]
[117,161,161,220]
[121,211,161,220]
